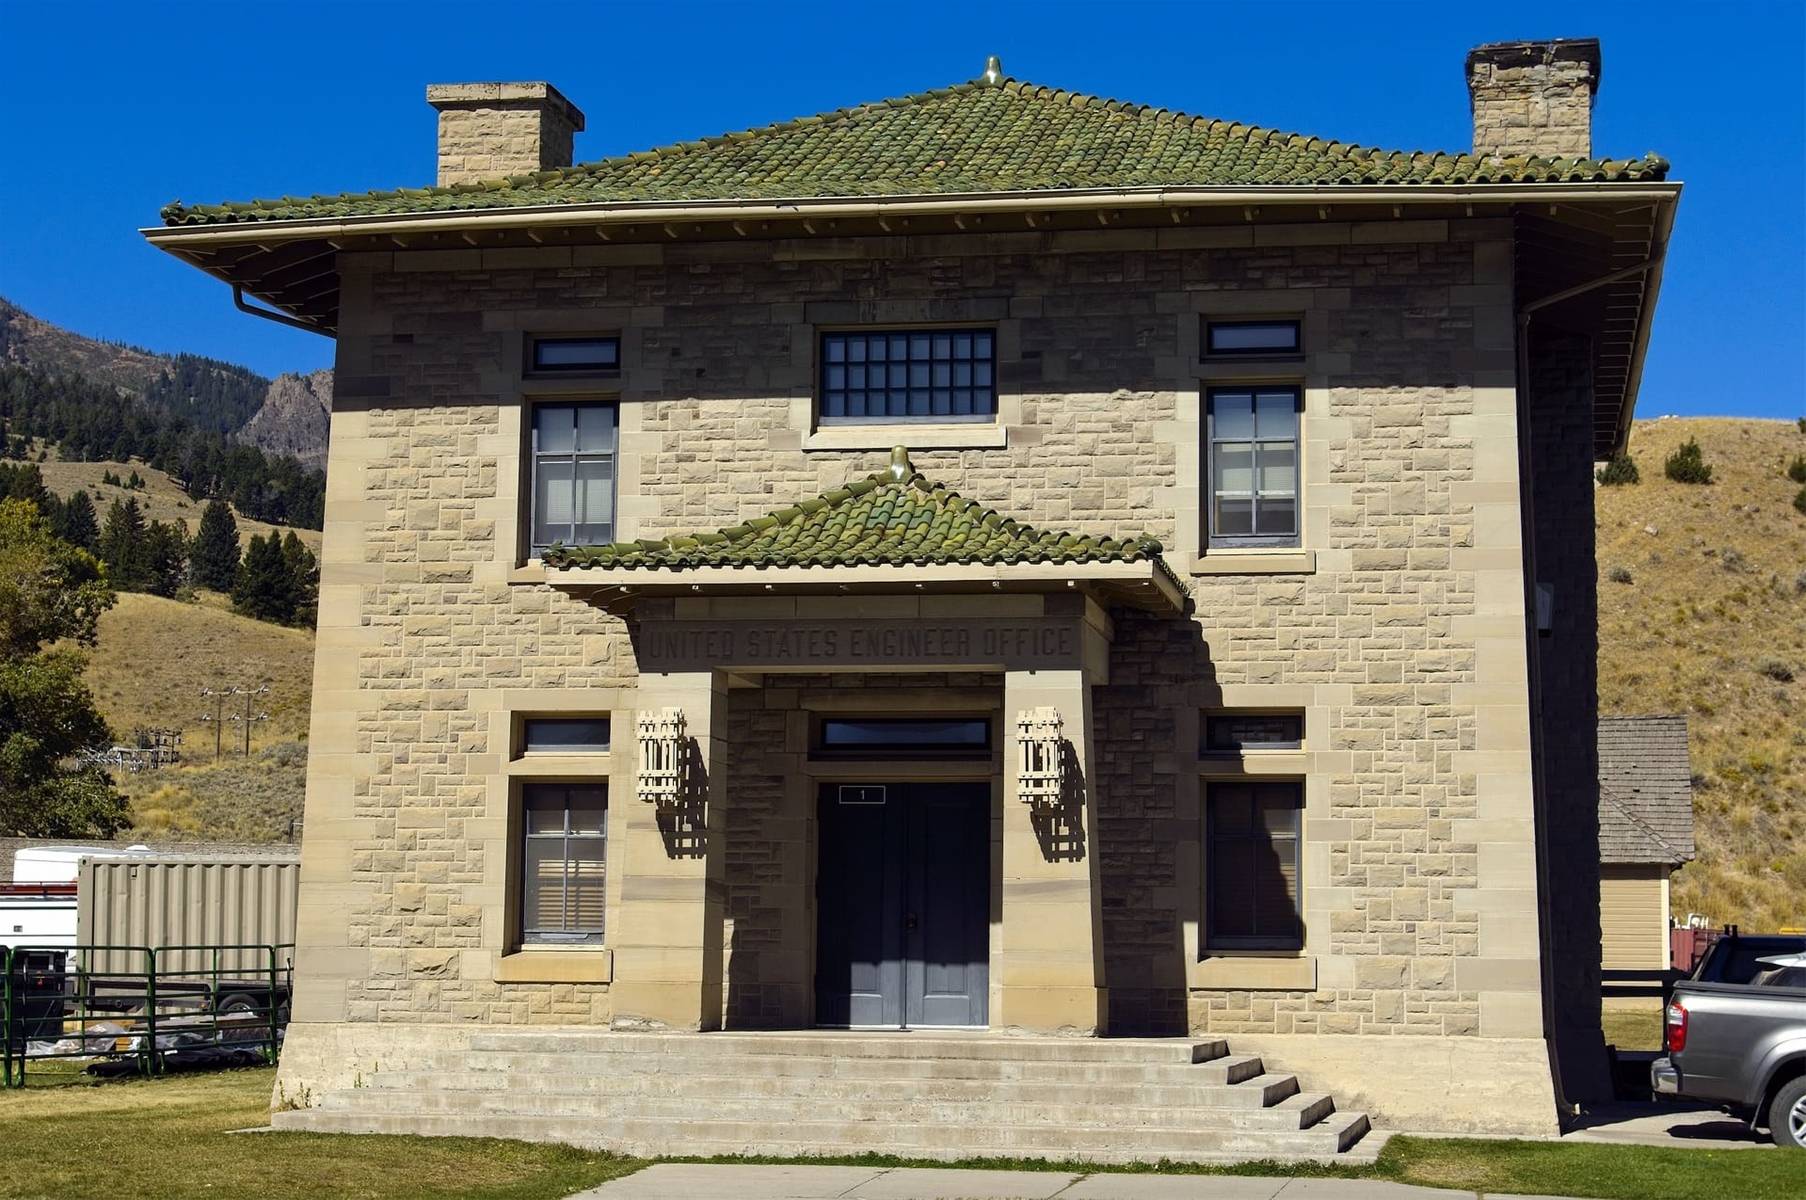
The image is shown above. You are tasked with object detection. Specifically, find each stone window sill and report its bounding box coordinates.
[1190,549,1316,576]
[802,423,1007,451]
[1198,751,1308,777]
[1189,953,1316,992]
[508,562,548,586]
[496,947,612,984]
[505,752,613,777]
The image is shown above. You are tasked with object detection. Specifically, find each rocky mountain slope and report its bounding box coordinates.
[0,295,330,462]
[1596,417,1806,931]
[237,369,332,469]
[1,295,197,395]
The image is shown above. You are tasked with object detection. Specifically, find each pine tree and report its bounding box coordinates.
[59,489,99,552]
[142,520,190,599]
[0,462,47,507]
[190,500,241,591]
[281,530,319,626]
[233,531,296,624]
[99,497,149,591]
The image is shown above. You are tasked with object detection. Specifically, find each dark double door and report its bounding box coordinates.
[814,782,990,1028]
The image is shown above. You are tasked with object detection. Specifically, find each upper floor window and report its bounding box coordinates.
[1203,319,1300,359]
[1206,386,1300,548]
[1207,780,1303,951]
[819,330,996,424]
[527,335,620,376]
[530,401,617,553]
[521,782,606,945]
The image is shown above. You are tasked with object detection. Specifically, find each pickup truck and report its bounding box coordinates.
[1689,932,1806,984]
[1652,956,1806,1148]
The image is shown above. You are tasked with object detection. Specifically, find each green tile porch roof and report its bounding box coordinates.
[541,447,1179,588]
[159,65,1669,227]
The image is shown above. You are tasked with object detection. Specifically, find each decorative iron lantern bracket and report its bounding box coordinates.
[637,708,686,808]
[1015,706,1065,809]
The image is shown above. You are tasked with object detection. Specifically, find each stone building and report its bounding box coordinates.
[147,37,1678,1155]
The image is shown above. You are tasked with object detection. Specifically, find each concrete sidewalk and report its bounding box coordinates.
[568,1164,1574,1200]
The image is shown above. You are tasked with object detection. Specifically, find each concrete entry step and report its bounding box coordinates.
[464,1030,1228,1064]
[274,1029,1373,1164]
[434,1051,1256,1087]
[345,1070,1295,1111]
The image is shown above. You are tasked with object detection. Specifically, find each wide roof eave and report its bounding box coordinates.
[141,179,1684,245]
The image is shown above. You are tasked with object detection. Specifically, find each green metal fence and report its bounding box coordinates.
[1,942,293,1087]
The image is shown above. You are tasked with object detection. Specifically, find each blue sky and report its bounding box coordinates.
[2,0,1801,419]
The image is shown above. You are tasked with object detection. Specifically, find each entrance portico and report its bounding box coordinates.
[543,448,1184,1035]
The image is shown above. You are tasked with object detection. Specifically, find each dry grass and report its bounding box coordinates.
[80,591,314,745]
[71,591,315,843]
[33,450,321,552]
[1596,417,1806,931]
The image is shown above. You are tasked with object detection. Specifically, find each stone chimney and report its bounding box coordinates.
[426,82,586,187]
[1466,39,1601,160]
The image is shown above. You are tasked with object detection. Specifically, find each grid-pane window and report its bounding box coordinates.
[531,402,616,553]
[1207,386,1299,546]
[819,330,997,423]
[521,782,606,945]
[1207,781,1303,950]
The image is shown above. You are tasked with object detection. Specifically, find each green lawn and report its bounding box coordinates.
[0,1068,643,1200]
[2,1066,1797,1200]
[1602,1006,1665,1052]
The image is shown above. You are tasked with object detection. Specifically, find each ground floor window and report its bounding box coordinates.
[521,782,607,945]
[1206,780,1303,951]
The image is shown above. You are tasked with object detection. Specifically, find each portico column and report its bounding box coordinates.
[610,669,726,1030]
[1000,664,1107,1034]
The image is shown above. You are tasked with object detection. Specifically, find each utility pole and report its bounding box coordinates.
[229,684,270,757]
[199,687,226,761]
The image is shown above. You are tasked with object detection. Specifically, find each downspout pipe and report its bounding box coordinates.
[1513,240,1664,1125]
[233,284,331,338]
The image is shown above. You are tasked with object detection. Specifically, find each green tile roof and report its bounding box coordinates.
[541,447,1177,586]
[160,69,1669,227]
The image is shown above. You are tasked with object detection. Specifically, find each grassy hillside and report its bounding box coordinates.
[76,592,314,843]
[32,450,321,552]
[1596,417,1806,931]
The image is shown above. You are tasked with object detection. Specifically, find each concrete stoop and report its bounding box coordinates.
[271,1031,1375,1165]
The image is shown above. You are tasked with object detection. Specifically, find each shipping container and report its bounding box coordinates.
[76,854,299,977]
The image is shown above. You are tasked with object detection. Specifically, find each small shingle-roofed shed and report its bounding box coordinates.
[1597,716,1696,974]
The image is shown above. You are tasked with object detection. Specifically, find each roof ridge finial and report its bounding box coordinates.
[980,55,1004,86]
[888,446,913,480]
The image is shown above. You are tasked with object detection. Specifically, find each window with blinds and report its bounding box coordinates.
[520,782,606,945]
[1206,386,1300,547]
[530,401,617,554]
[1206,780,1303,951]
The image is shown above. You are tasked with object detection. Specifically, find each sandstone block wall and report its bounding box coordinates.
[298,220,1548,1048]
